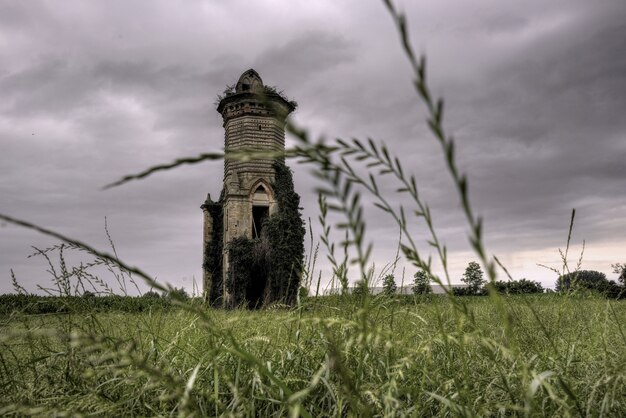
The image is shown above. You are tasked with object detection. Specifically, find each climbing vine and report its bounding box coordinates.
[226,161,305,308]
[202,194,223,306]
[227,236,256,307]
[263,161,306,305]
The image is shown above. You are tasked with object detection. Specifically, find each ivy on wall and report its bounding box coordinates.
[263,161,305,305]
[227,236,256,307]
[226,161,305,308]
[202,194,223,306]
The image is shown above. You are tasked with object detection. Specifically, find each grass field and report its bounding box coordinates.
[1,294,625,416]
[1,3,624,416]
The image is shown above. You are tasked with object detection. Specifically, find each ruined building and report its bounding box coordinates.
[202,69,304,308]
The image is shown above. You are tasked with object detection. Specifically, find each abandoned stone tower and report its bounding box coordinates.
[202,69,303,308]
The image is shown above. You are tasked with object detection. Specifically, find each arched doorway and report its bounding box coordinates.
[251,184,270,239]
[246,183,271,308]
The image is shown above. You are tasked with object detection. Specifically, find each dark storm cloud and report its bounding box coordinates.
[2,0,625,294]
[378,2,625,264]
[1,56,227,123]
[253,31,356,88]
[466,19,626,146]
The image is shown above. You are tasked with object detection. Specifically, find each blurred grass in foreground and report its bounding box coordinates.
[1,294,625,416]
[1,0,625,416]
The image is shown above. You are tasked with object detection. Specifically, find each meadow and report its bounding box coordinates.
[2,1,625,416]
[1,294,625,416]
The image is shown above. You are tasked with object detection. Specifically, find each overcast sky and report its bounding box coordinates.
[1,0,625,295]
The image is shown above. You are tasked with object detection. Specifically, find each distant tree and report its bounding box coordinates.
[298,286,309,300]
[352,280,369,297]
[492,279,543,294]
[412,270,432,295]
[382,274,397,296]
[462,262,485,295]
[166,287,189,301]
[612,263,626,286]
[556,270,606,292]
[556,270,623,298]
[83,290,95,298]
[143,290,161,299]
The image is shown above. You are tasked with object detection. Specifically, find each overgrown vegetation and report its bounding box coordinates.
[215,84,298,109]
[492,278,544,295]
[202,195,224,305]
[0,294,175,314]
[227,162,305,308]
[263,162,306,305]
[227,236,259,307]
[1,295,625,416]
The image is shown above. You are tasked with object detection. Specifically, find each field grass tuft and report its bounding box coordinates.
[1,294,624,416]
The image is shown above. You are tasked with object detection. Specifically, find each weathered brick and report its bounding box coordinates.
[202,69,296,306]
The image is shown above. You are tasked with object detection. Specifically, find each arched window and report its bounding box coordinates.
[252,185,269,205]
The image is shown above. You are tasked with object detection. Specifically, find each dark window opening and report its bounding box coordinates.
[245,266,267,309]
[242,83,250,91]
[258,124,262,130]
[252,206,269,239]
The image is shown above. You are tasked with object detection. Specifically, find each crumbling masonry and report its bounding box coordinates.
[201,69,299,307]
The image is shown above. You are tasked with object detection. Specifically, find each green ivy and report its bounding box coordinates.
[226,162,305,308]
[263,161,305,305]
[227,236,257,307]
[202,195,223,306]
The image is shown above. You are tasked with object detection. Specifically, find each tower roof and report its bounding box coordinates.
[235,69,263,93]
[216,69,296,118]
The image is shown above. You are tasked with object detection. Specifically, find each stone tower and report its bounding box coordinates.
[202,69,296,306]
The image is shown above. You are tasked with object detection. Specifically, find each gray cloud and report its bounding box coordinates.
[254,31,357,87]
[2,0,625,294]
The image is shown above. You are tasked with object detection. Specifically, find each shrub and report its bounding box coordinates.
[0,294,173,314]
[143,290,161,298]
[492,279,544,294]
[603,281,626,299]
[352,280,369,297]
[299,286,309,300]
[166,287,189,301]
[412,270,432,295]
[557,270,607,292]
[556,270,624,298]
[452,286,486,296]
